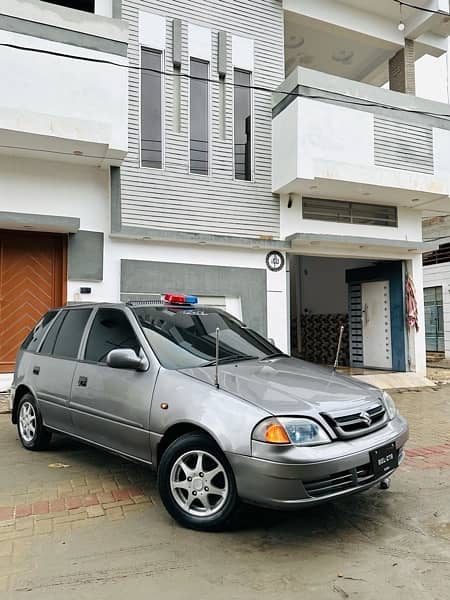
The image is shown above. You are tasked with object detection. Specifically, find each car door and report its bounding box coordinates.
[33,307,92,432]
[69,307,158,462]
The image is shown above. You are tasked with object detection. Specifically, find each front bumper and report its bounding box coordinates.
[226,414,409,510]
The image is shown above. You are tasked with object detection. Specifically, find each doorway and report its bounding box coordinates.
[0,230,66,373]
[289,255,407,371]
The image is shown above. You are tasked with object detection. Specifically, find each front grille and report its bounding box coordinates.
[304,463,376,498]
[322,403,387,439]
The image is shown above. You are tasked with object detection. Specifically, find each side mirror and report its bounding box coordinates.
[106,348,147,371]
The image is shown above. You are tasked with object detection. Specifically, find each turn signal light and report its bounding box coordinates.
[264,423,290,444]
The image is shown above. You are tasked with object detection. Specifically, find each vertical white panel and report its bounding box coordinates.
[139,11,166,50]
[95,0,112,18]
[232,35,254,71]
[266,260,289,351]
[188,24,212,61]
[225,297,243,320]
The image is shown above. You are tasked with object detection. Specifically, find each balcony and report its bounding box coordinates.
[0,0,128,165]
[273,67,450,214]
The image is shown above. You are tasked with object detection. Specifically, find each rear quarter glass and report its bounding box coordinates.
[21,310,59,352]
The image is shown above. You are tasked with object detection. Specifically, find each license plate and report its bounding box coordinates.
[370,442,398,478]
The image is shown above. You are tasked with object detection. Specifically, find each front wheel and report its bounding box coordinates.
[158,433,239,531]
[17,394,52,451]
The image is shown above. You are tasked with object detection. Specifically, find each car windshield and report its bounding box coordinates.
[133,306,279,370]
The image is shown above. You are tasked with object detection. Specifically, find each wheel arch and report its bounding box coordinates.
[156,422,222,469]
[12,385,36,424]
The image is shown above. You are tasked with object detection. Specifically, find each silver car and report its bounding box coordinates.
[11,295,408,531]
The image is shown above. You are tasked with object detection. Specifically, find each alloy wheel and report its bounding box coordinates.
[19,401,37,443]
[170,450,229,517]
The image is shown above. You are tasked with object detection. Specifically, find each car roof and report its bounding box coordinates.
[55,302,216,310]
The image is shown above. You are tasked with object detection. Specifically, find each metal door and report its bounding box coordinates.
[424,287,444,352]
[361,280,392,369]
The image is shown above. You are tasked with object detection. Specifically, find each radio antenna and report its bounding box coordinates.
[333,325,345,371]
[214,328,220,389]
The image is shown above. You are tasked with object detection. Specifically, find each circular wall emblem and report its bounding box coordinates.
[266,251,285,272]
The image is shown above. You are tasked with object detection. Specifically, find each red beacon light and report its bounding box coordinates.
[163,293,198,305]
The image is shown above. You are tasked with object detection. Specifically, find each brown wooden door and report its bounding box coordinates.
[0,231,66,373]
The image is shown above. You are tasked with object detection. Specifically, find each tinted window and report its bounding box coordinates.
[85,309,141,363]
[134,306,278,370]
[40,311,67,355]
[141,48,163,168]
[190,59,209,175]
[51,309,92,359]
[22,310,59,352]
[234,69,252,180]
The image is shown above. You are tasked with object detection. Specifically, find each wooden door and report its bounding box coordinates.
[0,231,66,373]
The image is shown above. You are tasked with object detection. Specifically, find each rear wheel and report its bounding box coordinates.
[158,433,239,531]
[17,394,52,451]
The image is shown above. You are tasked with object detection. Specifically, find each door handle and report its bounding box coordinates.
[33,366,40,375]
[363,303,369,326]
[78,376,88,387]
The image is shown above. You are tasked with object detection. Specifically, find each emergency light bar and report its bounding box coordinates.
[163,293,198,305]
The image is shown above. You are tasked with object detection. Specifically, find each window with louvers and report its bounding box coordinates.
[423,243,450,266]
[302,198,397,227]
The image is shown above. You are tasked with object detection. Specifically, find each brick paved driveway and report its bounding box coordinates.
[0,386,449,599]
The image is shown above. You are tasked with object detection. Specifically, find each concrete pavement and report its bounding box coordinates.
[0,386,449,599]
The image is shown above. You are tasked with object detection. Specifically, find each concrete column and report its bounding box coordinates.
[389,39,416,95]
[266,254,290,353]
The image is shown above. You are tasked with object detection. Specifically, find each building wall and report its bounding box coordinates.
[0,154,289,352]
[423,263,450,359]
[0,4,128,157]
[296,257,375,314]
[118,0,284,238]
[280,195,423,244]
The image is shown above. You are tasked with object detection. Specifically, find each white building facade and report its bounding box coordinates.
[1,0,450,385]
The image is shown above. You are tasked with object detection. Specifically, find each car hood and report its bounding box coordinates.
[179,357,383,415]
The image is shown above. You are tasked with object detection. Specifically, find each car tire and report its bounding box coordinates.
[17,394,52,451]
[158,432,239,531]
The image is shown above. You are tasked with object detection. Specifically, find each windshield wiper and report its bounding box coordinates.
[202,354,258,367]
[259,352,288,361]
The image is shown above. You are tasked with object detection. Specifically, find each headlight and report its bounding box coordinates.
[253,417,331,446]
[382,392,397,420]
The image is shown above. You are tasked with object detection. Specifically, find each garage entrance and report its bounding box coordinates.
[289,255,407,371]
[0,230,66,373]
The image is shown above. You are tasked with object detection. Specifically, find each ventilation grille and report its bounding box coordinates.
[374,117,434,174]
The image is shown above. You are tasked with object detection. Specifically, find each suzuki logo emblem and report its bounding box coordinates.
[360,411,372,426]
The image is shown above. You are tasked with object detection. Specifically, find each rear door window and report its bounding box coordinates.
[40,309,91,359]
[22,310,59,352]
[52,309,92,359]
[84,308,141,363]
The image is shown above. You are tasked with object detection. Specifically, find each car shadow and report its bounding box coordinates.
[46,433,394,539]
